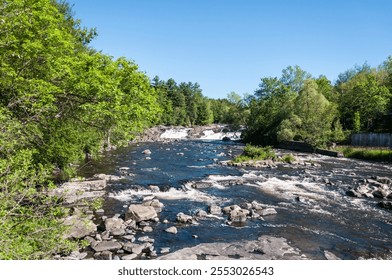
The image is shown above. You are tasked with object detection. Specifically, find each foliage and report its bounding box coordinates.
[281,154,296,164]
[0,0,160,259]
[338,147,392,162]
[232,145,276,162]
[152,77,213,126]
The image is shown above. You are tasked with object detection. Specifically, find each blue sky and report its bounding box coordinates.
[70,0,392,99]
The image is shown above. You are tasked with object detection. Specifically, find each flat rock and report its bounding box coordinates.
[122,254,138,260]
[157,235,307,260]
[92,241,122,252]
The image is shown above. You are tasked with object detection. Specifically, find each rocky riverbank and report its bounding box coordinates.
[53,140,392,260]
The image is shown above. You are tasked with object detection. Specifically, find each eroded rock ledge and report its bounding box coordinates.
[157,235,308,260]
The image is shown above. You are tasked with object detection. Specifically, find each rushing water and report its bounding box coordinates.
[80,140,392,260]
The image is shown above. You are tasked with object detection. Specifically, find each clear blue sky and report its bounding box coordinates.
[70,0,392,99]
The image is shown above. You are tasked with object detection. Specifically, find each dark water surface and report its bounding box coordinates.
[80,140,392,260]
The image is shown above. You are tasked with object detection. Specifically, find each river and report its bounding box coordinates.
[80,134,392,260]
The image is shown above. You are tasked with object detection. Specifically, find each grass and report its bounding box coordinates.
[336,146,392,162]
[232,145,276,163]
[281,153,296,164]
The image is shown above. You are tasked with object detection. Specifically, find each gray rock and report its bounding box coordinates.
[160,247,171,254]
[52,179,106,204]
[122,254,138,260]
[142,149,152,155]
[229,209,249,223]
[123,243,145,254]
[251,201,263,210]
[63,215,97,239]
[260,208,277,216]
[176,212,193,223]
[123,235,135,242]
[94,250,113,260]
[195,209,208,218]
[157,235,307,260]
[143,226,153,233]
[208,205,222,215]
[165,226,178,234]
[240,202,252,210]
[222,205,241,214]
[376,176,392,185]
[92,241,122,252]
[105,217,126,236]
[138,236,155,243]
[324,250,341,260]
[142,199,164,213]
[125,205,158,222]
[346,189,361,198]
[372,189,389,198]
[149,185,160,192]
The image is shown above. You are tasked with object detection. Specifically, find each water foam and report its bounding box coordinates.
[160,128,191,139]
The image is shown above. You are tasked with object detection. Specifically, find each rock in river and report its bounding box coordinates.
[125,205,158,222]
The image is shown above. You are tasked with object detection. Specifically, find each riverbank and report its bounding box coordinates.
[54,138,392,260]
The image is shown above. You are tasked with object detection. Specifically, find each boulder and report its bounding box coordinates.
[195,209,208,218]
[228,209,249,223]
[372,189,390,199]
[222,205,241,214]
[142,199,164,213]
[105,217,126,236]
[63,215,97,239]
[176,212,193,223]
[251,201,263,210]
[260,208,278,216]
[143,226,153,233]
[165,226,178,234]
[123,243,145,254]
[92,241,122,252]
[125,205,158,222]
[208,205,222,215]
[142,149,152,155]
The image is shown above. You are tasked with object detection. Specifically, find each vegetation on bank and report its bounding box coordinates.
[336,147,392,162]
[232,145,276,163]
[1,0,392,259]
